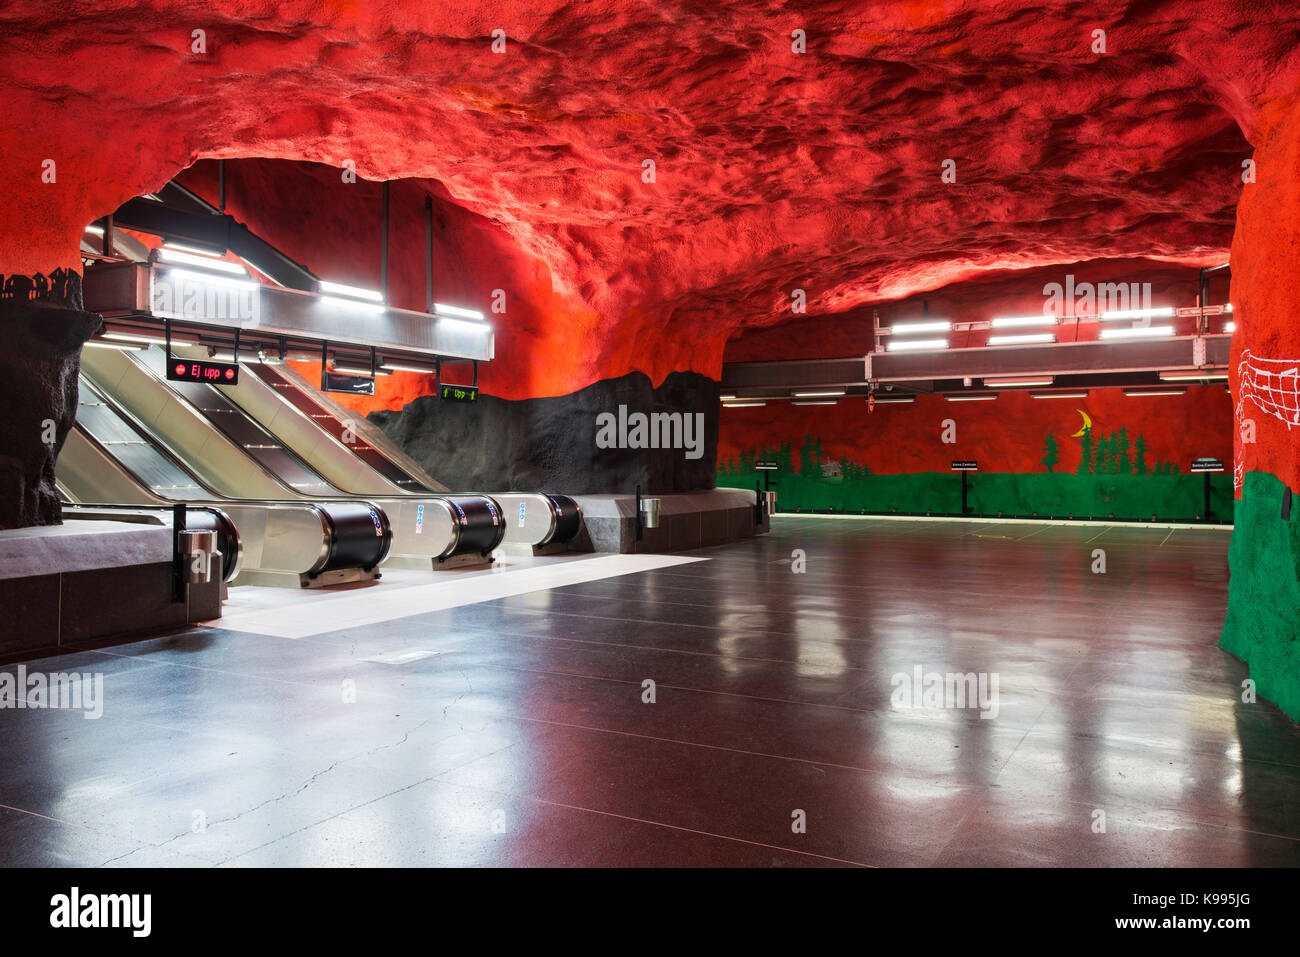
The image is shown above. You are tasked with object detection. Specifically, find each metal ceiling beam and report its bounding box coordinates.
[112,193,318,292]
[722,336,1232,392]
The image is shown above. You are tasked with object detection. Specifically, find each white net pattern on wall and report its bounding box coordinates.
[1234,349,1300,491]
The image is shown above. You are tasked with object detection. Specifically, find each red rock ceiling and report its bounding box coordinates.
[3,1,1300,393]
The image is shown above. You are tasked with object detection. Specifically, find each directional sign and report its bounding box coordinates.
[168,358,238,385]
[323,371,375,396]
[440,384,478,402]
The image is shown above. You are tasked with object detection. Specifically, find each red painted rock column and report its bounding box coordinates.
[1221,104,1300,720]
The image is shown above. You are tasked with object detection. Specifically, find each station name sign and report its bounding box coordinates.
[951,460,978,471]
[168,358,238,385]
[439,385,478,402]
[323,371,376,396]
[1190,458,1224,472]
[754,461,778,470]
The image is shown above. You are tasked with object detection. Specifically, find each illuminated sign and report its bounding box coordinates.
[439,385,478,402]
[323,371,376,396]
[167,358,239,385]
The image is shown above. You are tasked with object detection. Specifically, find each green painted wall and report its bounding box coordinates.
[1220,471,1300,721]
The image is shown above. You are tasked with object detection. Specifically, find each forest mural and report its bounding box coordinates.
[718,386,1234,521]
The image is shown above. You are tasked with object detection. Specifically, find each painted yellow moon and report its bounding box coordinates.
[1070,409,1093,438]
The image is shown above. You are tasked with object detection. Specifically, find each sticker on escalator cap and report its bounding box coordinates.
[369,508,383,536]
[416,503,424,534]
[518,502,526,527]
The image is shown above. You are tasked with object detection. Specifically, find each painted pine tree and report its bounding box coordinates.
[1076,426,1094,474]
[1097,432,1115,473]
[1115,427,1131,474]
[1133,433,1148,475]
[1041,429,1061,472]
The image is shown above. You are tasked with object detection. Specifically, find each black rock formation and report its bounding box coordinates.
[0,270,102,528]
[370,371,719,493]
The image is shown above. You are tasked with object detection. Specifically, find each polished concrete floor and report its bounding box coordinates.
[1,516,1297,867]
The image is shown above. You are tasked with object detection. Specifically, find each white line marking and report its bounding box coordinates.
[213,554,706,639]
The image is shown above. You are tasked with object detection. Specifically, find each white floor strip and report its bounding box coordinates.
[209,553,706,639]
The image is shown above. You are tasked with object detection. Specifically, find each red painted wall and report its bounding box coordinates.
[720,386,1232,476]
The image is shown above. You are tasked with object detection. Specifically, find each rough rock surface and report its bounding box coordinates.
[0,272,102,528]
[3,1,1299,393]
[370,371,718,493]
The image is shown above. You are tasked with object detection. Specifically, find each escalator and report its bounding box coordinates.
[60,377,392,587]
[239,359,583,550]
[81,345,505,566]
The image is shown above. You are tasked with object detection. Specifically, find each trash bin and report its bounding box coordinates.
[764,490,777,514]
[639,497,662,530]
[180,529,220,585]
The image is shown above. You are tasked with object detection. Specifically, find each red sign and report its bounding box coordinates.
[166,357,240,385]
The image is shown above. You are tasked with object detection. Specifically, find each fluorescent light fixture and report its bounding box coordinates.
[722,400,767,408]
[985,376,1054,388]
[438,314,493,333]
[84,225,104,236]
[104,331,168,345]
[720,394,737,400]
[1124,388,1186,397]
[433,302,486,321]
[162,240,226,258]
[1030,391,1089,399]
[990,315,1059,328]
[791,399,839,406]
[890,320,951,335]
[987,333,1056,345]
[319,280,384,303]
[321,295,385,313]
[944,393,998,401]
[157,248,249,276]
[871,396,915,404]
[1225,303,1234,312]
[381,361,438,374]
[886,338,948,352]
[1223,321,1236,333]
[793,390,846,398]
[84,339,148,350]
[1099,306,1175,321]
[1159,370,1229,381]
[1099,325,1174,339]
[164,267,261,291]
[332,362,391,377]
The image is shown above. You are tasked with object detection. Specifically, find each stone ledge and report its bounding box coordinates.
[570,488,769,553]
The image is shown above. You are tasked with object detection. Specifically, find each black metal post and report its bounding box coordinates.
[217,160,226,213]
[172,502,187,602]
[380,181,390,303]
[1204,471,1212,522]
[961,471,969,514]
[102,214,113,256]
[635,484,643,542]
[424,194,434,312]
[320,339,329,391]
